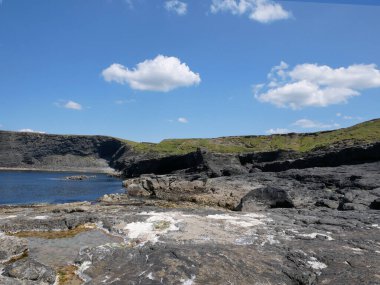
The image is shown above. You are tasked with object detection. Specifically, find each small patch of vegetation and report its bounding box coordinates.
[57,264,83,285]
[8,224,96,239]
[153,220,171,230]
[4,250,28,265]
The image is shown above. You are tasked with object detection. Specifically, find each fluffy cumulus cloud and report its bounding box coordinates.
[265,128,290,135]
[102,55,201,92]
[18,129,46,134]
[165,0,187,15]
[178,117,188,123]
[255,62,380,109]
[292,119,339,129]
[210,0,291,23]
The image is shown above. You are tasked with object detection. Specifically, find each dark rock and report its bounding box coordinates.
[315,199,339,209]
[235,186,294,211]
[3,259,56,284]
[341,203,368,211]
[369,198,380,210]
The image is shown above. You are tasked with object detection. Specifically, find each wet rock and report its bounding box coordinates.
[3,258,56,284]
[64,175,96,180]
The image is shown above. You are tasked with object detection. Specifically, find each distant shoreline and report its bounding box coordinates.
[0,167,118,174]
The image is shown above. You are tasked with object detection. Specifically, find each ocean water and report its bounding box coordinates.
[0,171,123,205]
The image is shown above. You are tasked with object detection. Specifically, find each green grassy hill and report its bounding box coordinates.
[126,119,380,155]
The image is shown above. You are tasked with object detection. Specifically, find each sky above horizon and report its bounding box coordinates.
[1,0,380,142]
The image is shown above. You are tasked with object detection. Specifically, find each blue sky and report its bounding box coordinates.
[0,0,379,142]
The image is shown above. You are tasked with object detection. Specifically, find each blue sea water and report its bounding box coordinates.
[0,171,123,205]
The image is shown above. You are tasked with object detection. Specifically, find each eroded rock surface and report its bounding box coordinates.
[123,162,380,212]
[0,195,379,284]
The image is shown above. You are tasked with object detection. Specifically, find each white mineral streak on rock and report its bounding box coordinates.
[123,212,181,244]
[298,232,334,241]
[0,215,18,219]
[207,213,267,227]
[342,246,364,253]
[180,275,196,285]
[32,215,49,220]
[76,261,92,283]
[261,234,279,246]
[307,257,327,270]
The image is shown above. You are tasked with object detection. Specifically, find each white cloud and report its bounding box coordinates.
[255,62,380,109]
[336,113,363,121]
[102,55,201,92]
[55,100,82,110]
[210,0,291,23]
[115,99,136,105]
[64,100,82,110]
[178,117,188,123]
[18,129,46,134]
[165,0,187,15]
[266,128,290,134]
[292,119,339,129]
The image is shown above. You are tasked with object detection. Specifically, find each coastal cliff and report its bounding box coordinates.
[1,119,379,175]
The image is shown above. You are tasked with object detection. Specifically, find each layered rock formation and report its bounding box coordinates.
[0,131,129,172]
[0,120,380,284]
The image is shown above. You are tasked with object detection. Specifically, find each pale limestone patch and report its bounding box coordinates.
[206,213,267,227]
[307,257,327,270]
[32,215,49,220]
[0,215,18,219]
[343,246,363,253]
[76,261,92,283]
[298,232,333,241]
[123,212,181,244]
[180,275,196,285]
[261,234,279,246]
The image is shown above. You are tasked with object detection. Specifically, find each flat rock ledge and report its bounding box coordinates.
[0,162,379,284]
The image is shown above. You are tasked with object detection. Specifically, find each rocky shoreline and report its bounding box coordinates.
[0,125,379,284]
[0,161,379,284]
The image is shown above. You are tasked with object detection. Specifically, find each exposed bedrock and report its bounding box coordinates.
[119,142,380,179]
[3,259,56,285]
[123,162,380,211]
[1,202,379,285]
[0,131,129,171]
[1,129,379,175]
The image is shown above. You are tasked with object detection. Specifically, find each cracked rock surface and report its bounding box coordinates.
[0,163,379,284]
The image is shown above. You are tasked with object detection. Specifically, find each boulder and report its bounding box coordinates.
[235,186,294,211]
[3,258,56,284]
[0,235,28,263]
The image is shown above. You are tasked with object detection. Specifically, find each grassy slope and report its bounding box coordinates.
[126,119,380,155]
